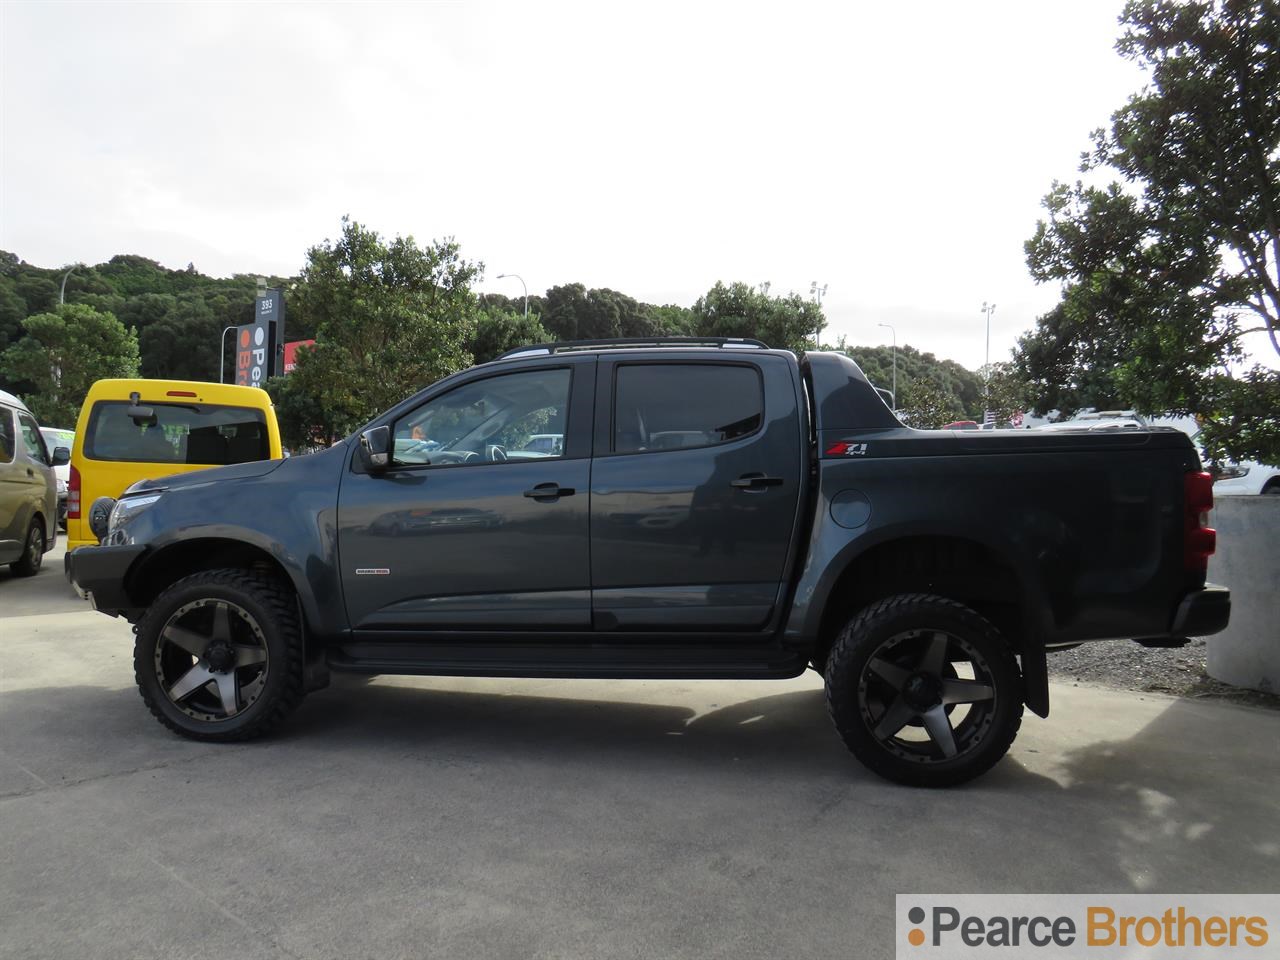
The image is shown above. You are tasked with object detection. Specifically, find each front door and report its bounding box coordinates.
[590,355,804,632]
[338,359,595,635]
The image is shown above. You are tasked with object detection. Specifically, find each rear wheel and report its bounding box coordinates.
[134,569,305,741]
[825,593,1023,787]
[10,519,44,577]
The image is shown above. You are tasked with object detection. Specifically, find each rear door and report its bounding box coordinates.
[590,354,804,632]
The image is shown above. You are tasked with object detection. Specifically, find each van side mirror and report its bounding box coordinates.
[52,446,70,467]
[359,426,391,473]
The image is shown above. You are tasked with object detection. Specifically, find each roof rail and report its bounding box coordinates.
[495,336,769,361]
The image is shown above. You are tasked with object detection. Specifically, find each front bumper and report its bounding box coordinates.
[65,544,147,617]
[1170,584,1231,637]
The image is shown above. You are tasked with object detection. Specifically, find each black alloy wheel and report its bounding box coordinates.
[826,593,1023,787]
[134,569,305,741]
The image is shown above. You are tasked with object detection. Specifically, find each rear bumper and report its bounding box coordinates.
[1170,584,1231,637]
[64,544,147,617]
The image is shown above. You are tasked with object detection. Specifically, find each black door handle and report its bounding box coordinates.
[731,473,784,491]
[523,482,575,500]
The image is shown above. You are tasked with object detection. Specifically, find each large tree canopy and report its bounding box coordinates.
[0,304,140,425]
[1015,0,1280,462]
[692,281,824,352]
[267,217,480,448]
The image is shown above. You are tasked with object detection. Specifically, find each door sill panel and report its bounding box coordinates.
[328,640,807,680]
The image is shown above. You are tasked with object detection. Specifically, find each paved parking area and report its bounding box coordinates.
[2,545,1278,959]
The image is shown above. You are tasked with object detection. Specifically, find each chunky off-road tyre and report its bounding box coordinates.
[825,593,1023,788]
[134,568,305,741]
[10,518,44,577]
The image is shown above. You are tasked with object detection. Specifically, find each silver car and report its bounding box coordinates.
[0,389,66,576]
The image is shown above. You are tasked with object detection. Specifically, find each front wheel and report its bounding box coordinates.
[10,519,44,577]
[825,593,1023,787]
[134,569,305,741]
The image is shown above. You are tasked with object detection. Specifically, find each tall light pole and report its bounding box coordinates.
[878,322,897,409]
[981,301,997,421]
[810,281,827,348]
[219,325,237,384]
[497,273,528,319]
[59,264,82,305]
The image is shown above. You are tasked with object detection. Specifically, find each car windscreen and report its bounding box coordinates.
[40,428,74,450]
[85,401,269,465]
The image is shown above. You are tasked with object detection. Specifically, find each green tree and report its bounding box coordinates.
[118,293,178,332]
[267,217,480,448]
[469,310,550,364]
[897,380,967,429]
[1016,0,1280,463]
[692,281,824,352]
[0,304,140,424]
[140,294,221,381]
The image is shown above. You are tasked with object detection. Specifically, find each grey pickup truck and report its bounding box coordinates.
[67,338,1230,786]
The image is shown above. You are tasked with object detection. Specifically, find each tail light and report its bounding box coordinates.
[68,464,81,519]
[1184,471,1215,573]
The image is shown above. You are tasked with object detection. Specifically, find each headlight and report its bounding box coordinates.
[107,493,163,536]
[1214,464,1250,481]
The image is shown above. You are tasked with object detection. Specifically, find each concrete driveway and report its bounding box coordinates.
[2,545,1278,960]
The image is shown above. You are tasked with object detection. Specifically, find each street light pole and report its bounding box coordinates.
[219,325,237,384]
[809,281,827,348]
[59,264,81,305]
[878,322,897,409]
[981,301,997,421]
[497,273,528,319]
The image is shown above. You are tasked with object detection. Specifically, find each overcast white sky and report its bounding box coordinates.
[3,0,1158,370]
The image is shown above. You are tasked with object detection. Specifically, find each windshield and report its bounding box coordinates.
[40,427,74,449]
[85,401,270,465]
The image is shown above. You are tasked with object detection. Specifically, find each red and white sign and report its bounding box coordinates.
[283,339,315,374]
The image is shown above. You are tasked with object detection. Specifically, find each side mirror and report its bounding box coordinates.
[52,446,70,467]
[359,426,392,473]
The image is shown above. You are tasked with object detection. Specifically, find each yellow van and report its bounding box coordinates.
[68,380,283,551]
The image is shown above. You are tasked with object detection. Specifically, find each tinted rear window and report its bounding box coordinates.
[613,363,763,453]
[85,401,269,465]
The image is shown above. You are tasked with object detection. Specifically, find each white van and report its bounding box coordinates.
[0,389,67,576]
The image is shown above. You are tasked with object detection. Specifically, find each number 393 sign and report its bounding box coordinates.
[235,292,283,387]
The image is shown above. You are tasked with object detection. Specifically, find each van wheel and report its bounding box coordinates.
[134,569,305,741]
[10,519,44,577]
[825,593,1023,787]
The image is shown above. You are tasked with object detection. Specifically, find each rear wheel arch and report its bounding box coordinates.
[811,534,1050,717]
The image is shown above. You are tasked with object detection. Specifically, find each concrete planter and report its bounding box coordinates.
[1206,496,1280,693]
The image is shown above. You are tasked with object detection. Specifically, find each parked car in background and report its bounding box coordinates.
[66,380,283,552]
[942,420,979,430]
[1,389,67,575]
[40,427,74,528]
[1190,432,1280,496]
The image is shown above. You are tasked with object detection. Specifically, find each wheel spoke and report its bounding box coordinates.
[211,602,233,643]
[168,664,215,702]
[941,678,994,705]
[234,645,267,667]
[214,673,240,717]
[868,657,910,689]
[163,624,211,658]
[918,632,950,676]
[873,697,917,740]
[921,704,959,758]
